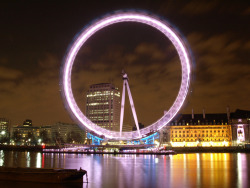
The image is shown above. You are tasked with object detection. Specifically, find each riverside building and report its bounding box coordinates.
[0,118,10,143]
[0,118,10,134]
[12,119,39,145]
[170,124,232,147]
[160,109,250,147]
[86,83,120,131]
[162,110,234,147]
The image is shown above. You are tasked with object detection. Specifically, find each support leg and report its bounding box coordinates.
[125,80,141,137]
[119,80,126,137]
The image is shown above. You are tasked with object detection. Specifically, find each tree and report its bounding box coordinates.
[0,135,8,144]
[12,130,22,144]
[66,131,83,144]
[27,131,37,145]
[40,130,51,144]
[52,131,64,146]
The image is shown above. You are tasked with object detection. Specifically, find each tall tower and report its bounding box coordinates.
[86,83,120,131]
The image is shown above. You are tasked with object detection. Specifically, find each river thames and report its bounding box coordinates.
[0,151,250,188]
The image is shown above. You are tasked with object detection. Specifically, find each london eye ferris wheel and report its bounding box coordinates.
[61,11,192,140]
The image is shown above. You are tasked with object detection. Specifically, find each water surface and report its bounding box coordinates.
[0,151,249,188]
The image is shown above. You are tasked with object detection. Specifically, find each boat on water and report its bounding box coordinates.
[0,167,87,183]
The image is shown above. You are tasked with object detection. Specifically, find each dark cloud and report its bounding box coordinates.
[0,66,23,80]
[182,29,250,114]
[181,1,218,15]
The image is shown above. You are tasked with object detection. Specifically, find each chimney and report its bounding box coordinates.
[192,108,194,119]
[203,108,205,119]
[227,106,230,120]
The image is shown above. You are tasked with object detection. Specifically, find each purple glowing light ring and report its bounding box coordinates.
[62,12,191,140]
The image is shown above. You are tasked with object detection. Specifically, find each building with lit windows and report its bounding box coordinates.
[170,124,232,147]
[86,83,120,131]
[161,111,233,147]
[0,118,10,143]
[0,118,10,133]
[160,109,250,147]
[50,122,86,144]
[12,119,39,145]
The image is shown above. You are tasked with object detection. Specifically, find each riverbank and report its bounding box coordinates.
[0,145,49,152]
[1,145,250,154]
[171,146,250,154]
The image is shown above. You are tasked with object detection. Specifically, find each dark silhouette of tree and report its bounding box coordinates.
[27,131,37,145]
[66,131,83,144]
[0,135,8,144]
[12,130,22,144]
[40,130,51,144]
[52,131,64,146]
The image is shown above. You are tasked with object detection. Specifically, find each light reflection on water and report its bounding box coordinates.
[0,151,250,188]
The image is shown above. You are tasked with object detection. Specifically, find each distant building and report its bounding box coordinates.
[86,83,120,131]
[122,124,133,132]
[50,122,86,145]
[12,119,39,145]
[23,119,32,127]
[0,118,10,133]
[0,118,10,143]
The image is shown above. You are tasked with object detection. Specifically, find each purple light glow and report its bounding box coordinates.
[62,11,191,140]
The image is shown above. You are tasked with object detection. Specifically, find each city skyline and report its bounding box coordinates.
[1,1,250,126]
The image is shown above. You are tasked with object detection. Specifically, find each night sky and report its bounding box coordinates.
[1,1,250,127]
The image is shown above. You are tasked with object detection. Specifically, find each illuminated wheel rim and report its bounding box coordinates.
[62,11,191,140]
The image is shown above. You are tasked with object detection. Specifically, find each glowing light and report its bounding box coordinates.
[62,11,191,140]
[237,125,245,143]
[171,141,230,147]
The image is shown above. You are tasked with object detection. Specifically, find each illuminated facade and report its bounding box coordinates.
[86,83,120,131]
[170,124,232,147]
[162,112,233,147]
[230,109,250,146]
